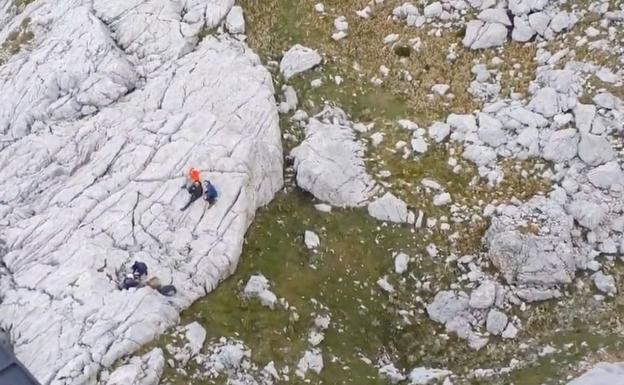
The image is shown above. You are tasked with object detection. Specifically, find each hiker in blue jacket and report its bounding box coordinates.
[204,180,218,206]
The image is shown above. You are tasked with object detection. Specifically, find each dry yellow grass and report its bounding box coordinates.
[242,0,538,123]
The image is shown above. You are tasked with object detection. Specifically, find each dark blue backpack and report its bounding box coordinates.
[204,181,218,202]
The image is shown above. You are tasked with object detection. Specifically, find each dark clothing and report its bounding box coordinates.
[131,261,148,279]
[181,181,203,211]
[203,181,218,205]
[121,277,140,290]
[158,285,177,296]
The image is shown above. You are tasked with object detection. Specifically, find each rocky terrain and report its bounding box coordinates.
[2,0,624,384]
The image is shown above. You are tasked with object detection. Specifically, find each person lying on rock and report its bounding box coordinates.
[203,180,218,206]
[131,261,147,279]
[181,167,203,211]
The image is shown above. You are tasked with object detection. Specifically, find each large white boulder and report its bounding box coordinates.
[463,20,508,49]
[279,44,322,80]
[105,348,164,385]
[0,1,283,384]
[368,192,412,223]
[291,107,376,207]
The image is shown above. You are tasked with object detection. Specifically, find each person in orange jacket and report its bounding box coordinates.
[181,167,203,211]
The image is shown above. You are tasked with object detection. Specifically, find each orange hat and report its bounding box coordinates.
[188,167,201,182]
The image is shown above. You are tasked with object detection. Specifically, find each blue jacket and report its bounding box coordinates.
[204,181,218,200]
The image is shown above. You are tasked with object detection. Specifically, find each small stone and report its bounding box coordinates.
[368,193,410,223]
[370,132,385,147]
[478,8,511,25]
[463,21,508,49]
[304,230,321,249]
[433,192,452,206]
[411,137,429,154]
[310,78,322,88]
[334,16,348,31]
[379,363,406,384]
[280,45,323,80]
[585,26,600,37]
[501,323,519,339]
[486,309,508,335]
[332,31,348,41]
[424,2,443,18]
[315,3,325,13]
[428,122,451,143]
[377,277,395,293]
[469,281,496,309]
[184,322,207,355]
[394,252,409,274]
[408,367,452,384]
[431,84,450,95]
[314,203,332,213]
[384,33,400,45]
[308,330,325,346]
[593,272,617,294]
[578,134,615,166]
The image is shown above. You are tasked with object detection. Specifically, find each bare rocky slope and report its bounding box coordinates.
[0,1,282,384]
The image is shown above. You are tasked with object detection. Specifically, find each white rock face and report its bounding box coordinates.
[0,1,283,384]
[291,107,376,207]
[105,349,164,385]
[368,193,411,223]
[567,362,624,385]
[280,44,322,80]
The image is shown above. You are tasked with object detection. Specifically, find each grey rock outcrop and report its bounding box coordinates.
[0,1,283,383]
[567,362,624,385]
[485,196,577,300]
[291,107,376,207]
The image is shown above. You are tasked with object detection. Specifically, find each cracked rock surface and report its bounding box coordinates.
[0,0,282,384]
[291,107,377,207]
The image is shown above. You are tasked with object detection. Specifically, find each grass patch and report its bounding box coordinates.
[0,17,33,61]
